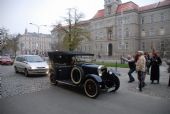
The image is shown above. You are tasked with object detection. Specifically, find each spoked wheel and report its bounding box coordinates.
[49,72,57,85]
[105,76,120,92]
[84,78,100,98]
[24,69,29,77]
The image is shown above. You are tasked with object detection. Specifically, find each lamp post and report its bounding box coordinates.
[29,23,47,34]
[29,23,47,55]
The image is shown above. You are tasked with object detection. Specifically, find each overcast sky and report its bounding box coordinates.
[0,0,160,34]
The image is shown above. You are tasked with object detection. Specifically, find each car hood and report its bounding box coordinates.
[27,61,49,68]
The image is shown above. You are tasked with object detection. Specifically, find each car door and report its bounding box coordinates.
[14,57,22,72]
[57,65,72,80]
[19,57,27,72]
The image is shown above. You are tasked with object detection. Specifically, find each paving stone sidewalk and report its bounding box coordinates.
[114,64,170,100]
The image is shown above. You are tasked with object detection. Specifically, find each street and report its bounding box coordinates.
[0,65,51,98]
[0,65,170,114]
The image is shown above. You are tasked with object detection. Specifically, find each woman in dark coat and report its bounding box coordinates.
[150,52,162,84]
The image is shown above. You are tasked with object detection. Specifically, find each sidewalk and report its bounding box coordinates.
[0,74,1,99]
[114,65,170,100]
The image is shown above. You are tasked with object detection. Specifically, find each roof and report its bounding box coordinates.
[92,0,170,19]
[139,0,170,12]
[92,9,104,19]
[48,51,94,57]
[116,1,139,13]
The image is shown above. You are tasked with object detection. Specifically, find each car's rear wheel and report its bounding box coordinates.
[24,69,29,77]
[49,72,57,85]
[105,76,120,92]
[84,78,100,98]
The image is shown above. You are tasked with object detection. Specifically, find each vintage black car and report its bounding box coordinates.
[48,51,120,98]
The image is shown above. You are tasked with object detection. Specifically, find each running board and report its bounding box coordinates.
[56,80,77,86]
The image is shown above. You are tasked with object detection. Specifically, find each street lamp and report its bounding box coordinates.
[29,23,48,55]
[29,23,47,34]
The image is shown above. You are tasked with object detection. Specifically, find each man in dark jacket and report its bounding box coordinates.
[122,55,136,83]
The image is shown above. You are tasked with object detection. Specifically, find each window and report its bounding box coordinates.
[149,28,154,36]
[100,44,103,50]
[125,28,129,37]
[160,27,165,35]
[160,41,165,51]
[107,5,112,15]
[160,13,165,22]
[141,42,145,50]
[151,14,154,23]
[125,42,128,49]
[141,29,145,37]
[124,17,129,24]
[118,28,122,38]
[141,16,144,24]
[118,42,122,49]
[107,27,113,40]
[118,41,125,49]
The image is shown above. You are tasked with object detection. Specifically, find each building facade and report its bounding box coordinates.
[17,29,52,56]
[52,0,170,59]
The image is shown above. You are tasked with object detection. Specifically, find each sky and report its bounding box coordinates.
[0,0,160,34]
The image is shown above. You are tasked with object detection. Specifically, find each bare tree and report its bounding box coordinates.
[54,8,90,51]
[0,27,8,55]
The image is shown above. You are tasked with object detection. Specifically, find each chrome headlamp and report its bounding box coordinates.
[98,65,104,76]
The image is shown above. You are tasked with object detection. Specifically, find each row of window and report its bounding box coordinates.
[93,12,166,28]
[141,13,165,24]
[79,42,129,52]
[95,25,166,40]
[139,40,168,51]
[141,27,165,36]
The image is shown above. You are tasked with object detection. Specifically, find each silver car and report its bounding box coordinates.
[13,55,49,76]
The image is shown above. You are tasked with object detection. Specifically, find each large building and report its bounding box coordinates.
[17,29,52,56]
[52,0,170,59]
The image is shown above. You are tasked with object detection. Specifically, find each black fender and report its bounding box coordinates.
[108,69,121,77]
[85,74,103,84]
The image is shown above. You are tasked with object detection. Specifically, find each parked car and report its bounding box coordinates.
[13,55,49,76]
[0,56,13,65]
[48,51,120,98]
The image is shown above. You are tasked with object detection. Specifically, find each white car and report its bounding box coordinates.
[13,55,49,76]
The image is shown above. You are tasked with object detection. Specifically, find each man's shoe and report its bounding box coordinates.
[128,80,134,83]
[142,82,146,87]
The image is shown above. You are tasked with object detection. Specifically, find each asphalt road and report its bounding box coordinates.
[1,85,170,114]
[0,65,170,114]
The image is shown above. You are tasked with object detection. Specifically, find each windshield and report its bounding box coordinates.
[25,56,44,62]
[74,56,95,63]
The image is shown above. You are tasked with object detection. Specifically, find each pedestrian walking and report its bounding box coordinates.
[121,55,136,83]
[150,52,162,84]
[136,51,146,92]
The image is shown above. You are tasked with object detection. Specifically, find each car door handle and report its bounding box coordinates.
[59,70,62,71]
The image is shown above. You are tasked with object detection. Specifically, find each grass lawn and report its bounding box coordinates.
[94,62,129,68]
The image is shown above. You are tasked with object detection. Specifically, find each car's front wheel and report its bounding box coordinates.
[84,78,100,98]
[24,69,29,77]
[14,66,19,73]
[105,76,120,92]
[49,72,57,85]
